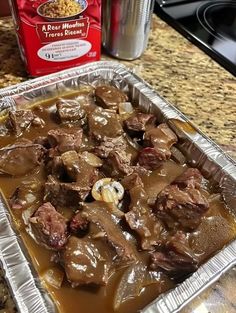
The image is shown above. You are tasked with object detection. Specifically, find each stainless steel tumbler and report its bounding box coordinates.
[102,0,154,60]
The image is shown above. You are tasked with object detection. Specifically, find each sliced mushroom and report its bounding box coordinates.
[92,178,124,205]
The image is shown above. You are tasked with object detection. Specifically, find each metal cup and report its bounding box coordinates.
[102,0,154,60]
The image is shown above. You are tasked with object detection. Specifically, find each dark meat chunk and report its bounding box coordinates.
[88,108,123,141]
[150,231,198,277]
[33,136,51,149]
[5,110,44,135]
[70,212,89,234]
[46,155,65,179]
[124,113,156,133]
[82,201,137,262]
[103,150,133,178]
[29,202,68,250]
[121,172,144,190]
[94,135,126,158]
[139,123,178,170]
[0,143,45,176]
[47,127,83,153]
[62,236,110,287]
[144,123,177,150]
[125,186,163,250]
[138,147,165,170]
[60,151,99,185]
[173,168,203,190]
[56,99,86,124]
[45,151,99,205]
[95,85,128,110]
[44,176,90,207]
[155,185,209,231]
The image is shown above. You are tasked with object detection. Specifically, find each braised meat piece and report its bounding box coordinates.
[138,147,165,170]
[5,110,44,135]
[150,231,198,277]
[121,172,144,190]
[47,155,65,179]
[144,123,177,150]
[95,85,128,110]
[34,136,51,149]
[125,186,163,250]
[44,176,91,207]
[29,202,68,250]
[70,212,89,234]
[94,135,127,158]
[0,143,45,176]
[56,99,86,124]
[47,128,83,153]
[103,150,133,178]
[124,113,156,133]
[82,202,136,262]
[88,108,123,141]
[62,236,110,287]
[173,168,203,190]
[155,185,209,231]
[139,123,177,170]
[45,151,99,205]
[60,151,99,185]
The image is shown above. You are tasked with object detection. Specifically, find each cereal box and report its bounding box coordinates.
[9,0,101,76]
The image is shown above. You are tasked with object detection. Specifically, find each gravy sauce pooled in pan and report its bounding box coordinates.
[0,85,236,313]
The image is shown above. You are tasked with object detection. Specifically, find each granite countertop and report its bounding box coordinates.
[0,14,236,313]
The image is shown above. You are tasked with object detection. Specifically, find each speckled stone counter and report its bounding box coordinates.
[0,14,236,313]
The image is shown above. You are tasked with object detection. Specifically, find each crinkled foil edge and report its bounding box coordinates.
[0,61,235,313]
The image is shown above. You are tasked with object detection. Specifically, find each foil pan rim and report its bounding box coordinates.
[0,61,235,313]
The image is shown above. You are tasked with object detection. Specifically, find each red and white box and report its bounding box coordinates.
[9,0,101,76]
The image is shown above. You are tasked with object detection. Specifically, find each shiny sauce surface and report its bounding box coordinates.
[0,94,235,313]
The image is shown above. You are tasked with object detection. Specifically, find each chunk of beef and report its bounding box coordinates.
[33,136,51,149]
[47,127,83,153]
[60,151,99,185]
[124,113,156,133]
[121,172,144,190]
[139,123,178,170]
[155,185,209,231]
[150,231,198,277]
[56,99,86,124]
[29,202,67,250]
[94,135,127,158]
[173,168,203,190]
[0,143,45,176]
[125,186,163,250]
[138,147,165,170]
[62,236,110,287]
[82,202,137,262]
[144,123,177,150]
[88,108,123,141]
[70,212,89,234]
[95,85,128,110]
[5,110,44,135]
[44,176,90,207]
[103,150,133,178]
[46,155,65,179]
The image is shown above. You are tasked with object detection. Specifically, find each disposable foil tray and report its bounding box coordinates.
[0,61,235,313]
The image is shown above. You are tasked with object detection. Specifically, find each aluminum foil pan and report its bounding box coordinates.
[0,61,236,313]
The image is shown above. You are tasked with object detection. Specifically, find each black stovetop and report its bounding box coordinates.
[155,0,236,76]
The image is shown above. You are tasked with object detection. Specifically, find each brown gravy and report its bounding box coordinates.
[0,94,235,313]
